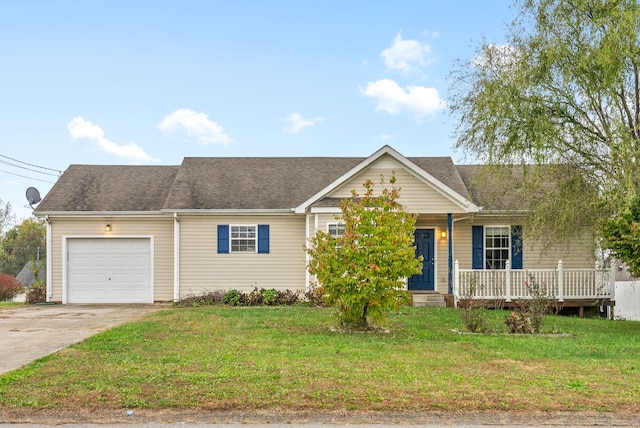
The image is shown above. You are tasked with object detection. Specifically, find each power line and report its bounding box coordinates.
[0,168,56,184]
[0,153,62,174]
[0,159,59,177]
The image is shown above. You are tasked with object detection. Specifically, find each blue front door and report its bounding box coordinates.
[409,229,435,291]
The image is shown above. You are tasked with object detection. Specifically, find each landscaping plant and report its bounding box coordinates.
[457,274,488,333]
[0,273,22,301]
[306,174,421,330]
[505,275,553,334]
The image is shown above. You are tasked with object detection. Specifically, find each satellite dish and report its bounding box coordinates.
[25,187,41,209]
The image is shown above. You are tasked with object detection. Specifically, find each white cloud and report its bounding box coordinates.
[67,117,159,163]
[285,112,325,135]
[473,43,520,70]
[158,108,231,145]
[381,33,433,75]
[361,79,446,121]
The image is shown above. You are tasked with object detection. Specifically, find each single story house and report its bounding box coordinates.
[34,145,611,307]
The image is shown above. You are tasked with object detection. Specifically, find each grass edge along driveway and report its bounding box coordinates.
[0,306,638,413]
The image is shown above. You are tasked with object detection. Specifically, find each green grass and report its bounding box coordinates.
[0,302,22,309]
[0,306,639,412]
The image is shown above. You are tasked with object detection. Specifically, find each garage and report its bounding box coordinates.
[67,238,152,303]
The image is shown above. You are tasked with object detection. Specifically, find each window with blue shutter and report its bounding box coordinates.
[472,225,484,269]
[218,225,229,254]
[258,224,270,253]
[511,225,523,269]
[472,225,523,270]
[218,224,269,254]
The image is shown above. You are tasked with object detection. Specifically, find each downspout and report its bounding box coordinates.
[45,216,52,301]
[305,213,310,291]
[173,212,180,302]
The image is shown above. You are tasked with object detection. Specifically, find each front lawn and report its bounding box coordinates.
[0,306,639,412]
[0,302,22,309]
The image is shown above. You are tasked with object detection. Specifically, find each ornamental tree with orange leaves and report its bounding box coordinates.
[306,174,422,330]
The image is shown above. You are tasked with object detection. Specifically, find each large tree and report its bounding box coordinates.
[306,175,422,330]
[0,218,46,276]
[450,0,640,260]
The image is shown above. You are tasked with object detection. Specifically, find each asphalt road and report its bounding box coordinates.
[1,409,639,427]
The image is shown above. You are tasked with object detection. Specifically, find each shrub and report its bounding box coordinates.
[457,274,489,333]
[246,287,264,306]
[0,273,22,301]
[261,288,277,305]
[303,284,326,307]
[505,275,554,334]
[275,289,300,305]
[25,286,45,305]
[458,298,487,333]
[176,290,225,307]
[177,288,302,307]
[223,289,244,306]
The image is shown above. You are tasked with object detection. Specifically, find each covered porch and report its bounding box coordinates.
[453,260,616,315]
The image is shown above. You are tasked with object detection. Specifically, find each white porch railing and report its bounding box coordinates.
[453,260,616,307]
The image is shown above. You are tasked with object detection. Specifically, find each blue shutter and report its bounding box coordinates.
[258,224,270,254]
[472,225,484,269]
[218,225,229,254]
[511,225,523,269]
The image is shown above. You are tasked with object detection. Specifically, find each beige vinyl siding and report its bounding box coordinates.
[179,215,306,294]
[48,217,174,303]
[452,217,595,270]
[315,213,342,235]
[329,154,467,214]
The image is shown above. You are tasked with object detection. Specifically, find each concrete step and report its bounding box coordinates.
[411,292,446,308]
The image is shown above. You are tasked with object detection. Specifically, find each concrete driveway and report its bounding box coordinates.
[0,304,165,374]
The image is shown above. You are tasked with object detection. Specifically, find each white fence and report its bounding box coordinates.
[614,281,640,321]
[454,260,615,306]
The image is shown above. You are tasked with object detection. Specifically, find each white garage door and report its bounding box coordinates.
[67,238,151,303]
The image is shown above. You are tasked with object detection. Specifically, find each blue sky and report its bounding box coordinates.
[0,1,516,221]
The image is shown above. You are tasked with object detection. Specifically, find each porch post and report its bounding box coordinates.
[505,260,512,302]
[453,259,460,307]
[610,263,616,301]
[557,260,564,302]
[447,213,453,293]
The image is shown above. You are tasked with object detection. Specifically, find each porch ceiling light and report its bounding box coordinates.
[105,224,111,232]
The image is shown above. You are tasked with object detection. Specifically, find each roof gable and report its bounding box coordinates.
[294,145,478,213]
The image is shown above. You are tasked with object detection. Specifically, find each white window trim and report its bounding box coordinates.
[326,222,346,238]
[484,225,511,270]
[230,224,258,253]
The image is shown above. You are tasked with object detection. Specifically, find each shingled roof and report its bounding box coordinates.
[164,157,363,210]
[35,165,180,212]
[35,152,486,213]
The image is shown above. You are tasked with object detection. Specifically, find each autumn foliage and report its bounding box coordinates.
[0,273,23,301]
[306,175,422,330]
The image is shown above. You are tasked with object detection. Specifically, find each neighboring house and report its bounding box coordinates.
[33,145,611,308]
[16,260,45,288]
